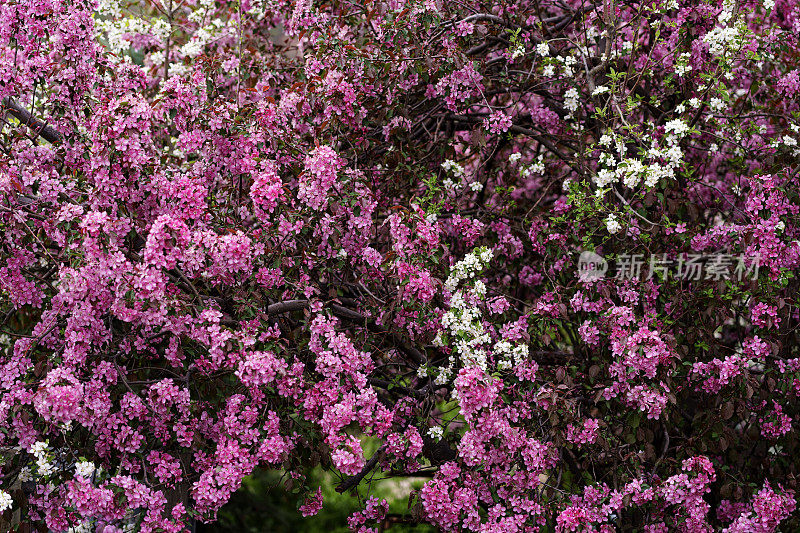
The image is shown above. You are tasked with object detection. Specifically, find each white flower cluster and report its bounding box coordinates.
[594,168,616,187]
[593,134,680,190]
[617,158,646,188]
[664,118,690,138]
[703,1,745,57]
[705,30,738,54]
[168,63,190,78]
[709,97,726,112]
[656,143,684,167]
[605,214,622,234]
[441,162,458,189]
[444,248,493,293]
[438,249,494,377]
[522,154,545,177]
[29,440,54,476]
[95,17,170,57]
[561,54,577,76]
[180,19,232,58]
[564,88,580,114]
[536,42,549,57]
[188,0,218,21]
[441,159,484,192]
[642,162,674,187]
[769,134,800,157]
[75,460,96,478]
[18,467,33,482]
[598,152,616,170]
[510,43,525,59]
[441,159,465,177]
[493,340,529,370]
[0,489,12,512]
[436,248,533,383]
[718,0,736,24]
[96,0,123,18]
[427,426,444,440]
[621,158,676,188]
[674,52,692,76]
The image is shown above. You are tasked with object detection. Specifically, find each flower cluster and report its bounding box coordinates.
[2,0,800,530]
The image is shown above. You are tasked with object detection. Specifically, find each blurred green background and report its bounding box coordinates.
[197,467,437,532]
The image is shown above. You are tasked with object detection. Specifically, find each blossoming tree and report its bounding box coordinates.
[2,0,800,530]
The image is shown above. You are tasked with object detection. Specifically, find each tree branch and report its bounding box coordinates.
[2,98,62,144]
[336,445,386,493]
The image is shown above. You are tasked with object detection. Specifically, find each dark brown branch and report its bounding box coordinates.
[221,298,428,365]
[447,114,584,177]
[368,378,430,399]
[2,98,62,144]
[266,299,310,315]
[336,445,386,493]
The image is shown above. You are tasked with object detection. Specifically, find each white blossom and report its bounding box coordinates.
[536,42,549,57]
[564,88,580,113]
[75,461,96,478]
[618,158,646,188]
[29,441,54,476]
[427,426,444,440]
[18,467,32,482]
[665,119,690,138]
[605,214,622,234]
[709,97,725,112]
[441,159,465,177]
[0,490,12,512]
[703,25,740,56]
[644,162,674,187]
[594,168,616,187]
[674,53,693,76]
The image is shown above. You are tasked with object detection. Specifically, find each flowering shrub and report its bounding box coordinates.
[2,0,800,531]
